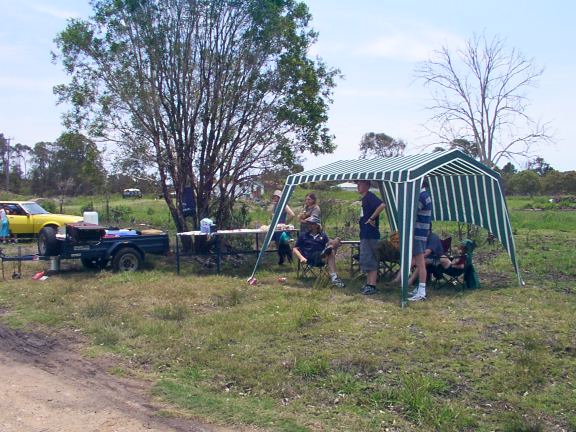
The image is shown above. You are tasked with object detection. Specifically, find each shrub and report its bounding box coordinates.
[110,205,133,223]
[81,202,95,213]
[41,200,57,213]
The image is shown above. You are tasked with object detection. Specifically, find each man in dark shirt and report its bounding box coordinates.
[293,215,345,288]
[356,180,386,295]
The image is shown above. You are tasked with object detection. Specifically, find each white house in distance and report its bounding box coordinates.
[336,182,378,193]
[335,182,357,191]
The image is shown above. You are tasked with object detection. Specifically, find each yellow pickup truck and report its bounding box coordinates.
[0,201,83,236]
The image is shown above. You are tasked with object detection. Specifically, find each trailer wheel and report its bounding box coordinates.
[81,257,108,270]
[38,226,60,256]
[112,247,142,272]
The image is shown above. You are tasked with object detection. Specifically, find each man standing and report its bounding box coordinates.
[356,180,386,295]
[408,179,432,301]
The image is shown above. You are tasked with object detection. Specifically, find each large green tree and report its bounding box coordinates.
[54,0,338,232]
[358,132,406,159]
[509,170,541,197]
[28,133,106,196]
[29,142,55,195]
[0,133,11,191]
[541,170,576,195]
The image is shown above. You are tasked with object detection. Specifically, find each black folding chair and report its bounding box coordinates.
[378,241,400,281]
[297,259,328,279]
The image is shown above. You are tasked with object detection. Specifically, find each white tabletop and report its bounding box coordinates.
[178,227,297,237]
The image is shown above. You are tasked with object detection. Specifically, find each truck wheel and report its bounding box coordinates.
[38,226,60,256]
[112,247,142,272]
[81,257,108,270]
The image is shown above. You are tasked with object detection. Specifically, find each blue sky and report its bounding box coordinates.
[1,0,574,171]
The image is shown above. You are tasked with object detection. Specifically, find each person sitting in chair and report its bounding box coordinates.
[436,240,468,270]
[292,215,345,288]
[432,239,479,289]
[406,231,446,287]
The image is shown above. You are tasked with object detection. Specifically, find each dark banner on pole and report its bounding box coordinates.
[181,186,196,217]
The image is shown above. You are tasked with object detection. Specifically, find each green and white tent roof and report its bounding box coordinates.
[250,149,521,306]
[286,150,498,184]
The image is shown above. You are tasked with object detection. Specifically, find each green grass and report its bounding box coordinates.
[0,194,575,431]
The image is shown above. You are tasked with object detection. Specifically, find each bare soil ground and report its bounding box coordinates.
[0,323,228,432]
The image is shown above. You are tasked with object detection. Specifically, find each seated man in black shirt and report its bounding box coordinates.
[292,215,345,288]
[407,231,446,288]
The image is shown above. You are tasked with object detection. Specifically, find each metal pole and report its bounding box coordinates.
[176,234,180,274]
[215,234,221,273]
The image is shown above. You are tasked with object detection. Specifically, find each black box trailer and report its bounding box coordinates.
[17,223,171,272]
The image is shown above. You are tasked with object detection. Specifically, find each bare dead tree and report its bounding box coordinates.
[415,33,552,167]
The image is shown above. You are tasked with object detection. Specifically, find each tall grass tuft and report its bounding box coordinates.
[82,298,114,318]
[383,373,474,431]
[212,287,247,307]
[295,304,322,328]
[293,356,329,379]
[500,412,545,432]
[92,323,121,347]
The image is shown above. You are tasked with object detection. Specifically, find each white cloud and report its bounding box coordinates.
[30,3,80,20]
[359,27,464,62]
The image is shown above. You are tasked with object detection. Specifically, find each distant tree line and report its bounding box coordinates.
[0,131,157,197]
[500,158,576,197]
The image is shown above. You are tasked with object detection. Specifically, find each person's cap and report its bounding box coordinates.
[304,214,321,224]
[272,190,282,198]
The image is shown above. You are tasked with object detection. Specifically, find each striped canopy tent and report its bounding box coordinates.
[250,149,522,306]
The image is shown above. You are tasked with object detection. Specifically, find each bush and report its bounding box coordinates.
[110,205,133,223]
[81,202,95,213]
[229,202,252,228]
[509,171,541,196]
[41,200,57,213]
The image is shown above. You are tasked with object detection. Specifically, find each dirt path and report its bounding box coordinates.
[0,324,224,432]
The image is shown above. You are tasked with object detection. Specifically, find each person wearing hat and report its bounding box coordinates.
[356,180,386,295]
[271,189,295,265]
[293,215,345,288]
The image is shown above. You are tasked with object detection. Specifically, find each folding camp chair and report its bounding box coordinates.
[379,258,400,281]
[432,264,465,289]
[377,238,400,281]
[348,238,401,281]
[297,259,329,280]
